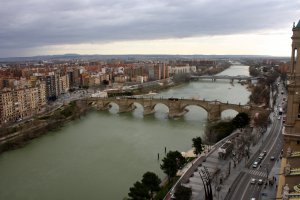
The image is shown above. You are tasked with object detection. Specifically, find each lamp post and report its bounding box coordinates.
[199,167,213,200]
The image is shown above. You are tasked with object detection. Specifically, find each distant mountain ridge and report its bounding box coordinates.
[0,54,288,63]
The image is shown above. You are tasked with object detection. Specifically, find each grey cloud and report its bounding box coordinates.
[0,0,299,56]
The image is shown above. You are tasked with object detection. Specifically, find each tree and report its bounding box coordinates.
[250,84,270,106]
[192,136,204,155]
[160,151,185,181]
[205,121,235,143]
[253,111,270,133]
[174,185,192,200]
[249,66,260,77]
[128,181,150,200]
[232,112,250,129]
[141,172,161,199]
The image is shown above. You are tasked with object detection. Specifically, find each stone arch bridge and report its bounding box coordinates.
[82,97,266,121]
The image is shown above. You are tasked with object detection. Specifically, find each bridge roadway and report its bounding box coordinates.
[190,75,263,81]
[83,97,265,121]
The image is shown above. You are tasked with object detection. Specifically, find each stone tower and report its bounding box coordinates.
[284,20,300,155]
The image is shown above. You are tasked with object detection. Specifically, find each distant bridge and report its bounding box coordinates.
[190,75,263,82]
[82,97,266,121]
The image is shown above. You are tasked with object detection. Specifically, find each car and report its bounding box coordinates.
[250,178,256,184]
[270,156,275,161]
[253,162,258,168]
[258,179,263,185]
[263,150,267,155]
[257,158,262,163]
[259,153,264,157]
[278,116,281,120]
[258,153,265,160]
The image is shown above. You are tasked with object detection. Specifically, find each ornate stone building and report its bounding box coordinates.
[277,20,300,199]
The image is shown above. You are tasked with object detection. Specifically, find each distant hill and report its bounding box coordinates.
[0,54,289,63]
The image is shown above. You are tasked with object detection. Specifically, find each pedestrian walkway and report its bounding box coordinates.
[180,124,274,200]
[260,157,282,200]
[245,169,267,178]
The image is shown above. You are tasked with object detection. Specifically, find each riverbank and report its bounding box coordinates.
[0,101,89,154]
[0,64,239,154]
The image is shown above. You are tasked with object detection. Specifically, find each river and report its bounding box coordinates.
[0,64,251,200]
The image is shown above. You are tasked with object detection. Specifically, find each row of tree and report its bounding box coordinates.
[128,111,254,199]
[205,112,250,143]
[127,136,205,200]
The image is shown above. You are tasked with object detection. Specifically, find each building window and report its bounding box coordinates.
[293,48,298,73]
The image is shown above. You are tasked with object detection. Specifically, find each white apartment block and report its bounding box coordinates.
[168,65,197,75]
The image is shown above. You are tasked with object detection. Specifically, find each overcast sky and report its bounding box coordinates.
[0,0,300,57]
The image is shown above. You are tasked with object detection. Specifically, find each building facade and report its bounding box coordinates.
[277,20,300,199]
[0,82,46,124]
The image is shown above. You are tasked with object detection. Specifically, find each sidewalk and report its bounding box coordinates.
[181,124,274,200]
[260,158,281,200]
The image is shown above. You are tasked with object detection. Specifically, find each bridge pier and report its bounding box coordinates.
[168,107,189,118]
[118,104,136,113]
[94,101,110,111]
[207,106,221,121]
[143,106,155,115]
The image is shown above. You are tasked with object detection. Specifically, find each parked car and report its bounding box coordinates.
[250,178,256,184]
[263,150,267,155]
[258,179,264,185]
[253,162,258,168]
[270,156,275,161]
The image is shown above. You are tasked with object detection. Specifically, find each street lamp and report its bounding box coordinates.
[199,167,213,200]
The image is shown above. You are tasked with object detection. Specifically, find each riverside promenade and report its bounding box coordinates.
[164,122,275,200]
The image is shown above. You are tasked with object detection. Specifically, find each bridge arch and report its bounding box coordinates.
[182,104,209,113]
[183,105,208,121]
[221,109,239,120]
[106,101,120,114]
[129,102,144,118]
[86,97,262,121]
[153,103,169,113]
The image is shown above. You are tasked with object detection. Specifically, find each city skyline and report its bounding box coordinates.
[1,0,300,58]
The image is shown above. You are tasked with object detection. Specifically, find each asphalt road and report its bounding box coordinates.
[231,117,283,200]
[230,89,285,200]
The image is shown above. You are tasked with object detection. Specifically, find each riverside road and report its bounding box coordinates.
[227,83,285,200]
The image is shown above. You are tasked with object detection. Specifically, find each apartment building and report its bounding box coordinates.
[168,65,197,75]
[0,82,46,124]
[59,74,70,94]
